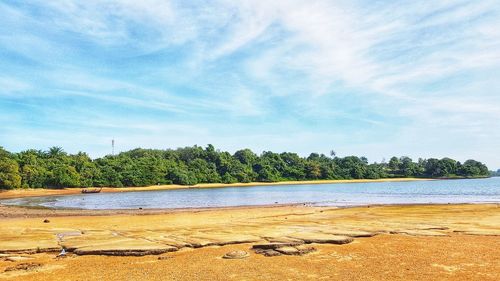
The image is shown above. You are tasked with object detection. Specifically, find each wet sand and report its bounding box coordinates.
[0,203,499,280]
[0,177,431,200]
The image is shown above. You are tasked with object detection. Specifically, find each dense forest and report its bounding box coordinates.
[0,145,490,189]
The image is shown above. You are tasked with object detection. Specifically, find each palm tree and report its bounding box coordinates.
[47,146,65,158]
[330,150,336,158]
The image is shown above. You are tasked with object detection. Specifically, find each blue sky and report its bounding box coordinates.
[1,0,499,168]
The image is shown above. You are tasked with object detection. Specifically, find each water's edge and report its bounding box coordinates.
[2,177,499,210]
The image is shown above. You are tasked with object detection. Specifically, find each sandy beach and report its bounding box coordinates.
[0,202,498,280]
[3,0,498,279]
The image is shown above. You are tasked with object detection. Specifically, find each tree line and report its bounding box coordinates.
[0,145,490,189]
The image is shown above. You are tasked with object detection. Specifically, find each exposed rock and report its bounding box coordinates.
[4,262,42,272]
[5,256,33,262]
[274,246,300,255]
[131,234,191,249]
[0,229,60,254]
[287,233,353,244]
[158,256,172,260]
[56,231,82,240]
[271,245,317,256]
[390,230,448,236]
[295,245,317,255]
[182,238,215,248]
[190,233,262,247]
[326,230,377,238]
[253,242,317,257]
[263,237,304,243]
[253,243,316,257]
[222,250,249,259]
[74,248,172,256]
[43,219,50,223]
[252,242,302,250]
[254,249,282,257]
[0,247,61,254]
[72,239,179,256]
[455,230,500,236]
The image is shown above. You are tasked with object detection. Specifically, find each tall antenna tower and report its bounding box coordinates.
[112,139,115,155]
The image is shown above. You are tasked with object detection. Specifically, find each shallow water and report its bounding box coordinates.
[2,177,500,210]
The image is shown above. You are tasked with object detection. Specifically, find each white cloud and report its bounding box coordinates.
[0,77,32,94]
[1,0,500,167]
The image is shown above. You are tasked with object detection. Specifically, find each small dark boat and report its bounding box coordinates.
[81,188,102,194]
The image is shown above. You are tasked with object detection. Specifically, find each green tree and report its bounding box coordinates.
[189,158,220,183]
[254,163,280,182]
[0,157,22,189]
[50,165,80,188]
[168,166,198,185]
[234,149,258,166]
[459,160,489,177]
[399,156,416,177]
[305,161,321,179]
[47,146,66,158]
[21,164,49,188]
[0,145,492,189]
[388,156,401,175]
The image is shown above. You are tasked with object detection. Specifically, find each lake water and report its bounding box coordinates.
[2,178,500,210]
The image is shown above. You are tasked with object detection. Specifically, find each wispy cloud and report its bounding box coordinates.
[0,0,499,168]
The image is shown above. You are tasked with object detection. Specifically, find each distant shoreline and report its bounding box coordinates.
[0,177,436,200]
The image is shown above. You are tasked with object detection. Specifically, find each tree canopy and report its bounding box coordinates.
[0,145,491,189]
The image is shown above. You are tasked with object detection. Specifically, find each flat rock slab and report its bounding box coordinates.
[72,239,178,256]
[56,231,82,240]
[191,233,262,246]
[325,230,377,238]
[0,231,60,254]
[254,249,282,257]
[255,245,316,256]
[153,237,192,248]
[456,229,500,236]
[0,246,61,254]
[5,256,33,262]
[182,237,218,248]
[287,233,353,244]
[274,246,300,255]
[263,237,305,243]
[126,232,193,248]
[252,242,303,250]
[390,230,448,236]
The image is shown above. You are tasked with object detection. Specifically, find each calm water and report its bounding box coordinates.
[2,178,500,210]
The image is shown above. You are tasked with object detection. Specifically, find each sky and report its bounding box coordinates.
[0,0,499,169]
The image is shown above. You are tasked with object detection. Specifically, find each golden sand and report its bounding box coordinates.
[1,235,498,281]
[0,203,499,280]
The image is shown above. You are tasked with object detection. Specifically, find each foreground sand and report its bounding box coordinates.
[0,204,499,280]
[1,235,498,281]
[0,177,431,199]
